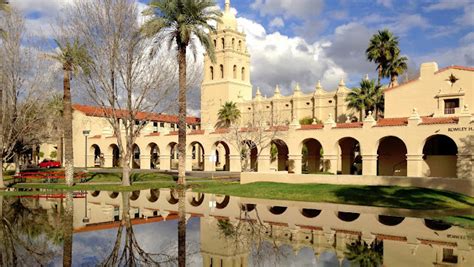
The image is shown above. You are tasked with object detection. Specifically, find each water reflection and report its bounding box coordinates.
[0,189,472,266]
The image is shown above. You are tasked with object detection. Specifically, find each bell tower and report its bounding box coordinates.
[200,0,252,128]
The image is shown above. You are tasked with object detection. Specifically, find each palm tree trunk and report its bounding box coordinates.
[62,191,74,267]
[0,84,4,189]
[359,110,363,122]
[177,187,186,267]
[177,46,187,185]
[58,134,63,167]
[377,64,382,85]
[63,68,74,186]
[390,74,398,88]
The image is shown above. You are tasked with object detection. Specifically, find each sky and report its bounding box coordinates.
[10,0,474,99]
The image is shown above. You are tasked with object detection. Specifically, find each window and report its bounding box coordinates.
[160,122,164,128]
[210,66,214,80]
[213,39,216,48]
[220,64,224,78]
[238,40,242,51]
[232,38,235,49]
[233,65,237,79]
[192,146,196,159]
[171,123,175,129]
[135,120,140,125]
[153,122,158,133]
[241,67,245,81]
[442,248,458,263]
[221,38,225,49]
[444,98,459,114]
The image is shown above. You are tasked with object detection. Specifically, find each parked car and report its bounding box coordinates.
[39,159,61,168]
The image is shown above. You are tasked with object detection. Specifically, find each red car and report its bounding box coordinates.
[39,160,61,168]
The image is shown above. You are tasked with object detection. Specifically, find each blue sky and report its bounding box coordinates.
[13,0,474,97]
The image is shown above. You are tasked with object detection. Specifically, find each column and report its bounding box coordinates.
[204,155,216,172]
[406,154,423,177]
[103,154,113,168]
[202,253,211,267]
[323,154,338,174]
[229,155,241,172]
[186,155,193,171]
[257,154,271,172]
[288,154,302,174]
[160,155,171,171]
[141,154,151,170]
[362,154,378,176]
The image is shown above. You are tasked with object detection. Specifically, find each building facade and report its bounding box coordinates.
[46,0,473,180]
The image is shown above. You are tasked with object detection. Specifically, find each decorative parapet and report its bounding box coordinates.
[363,111,376,128]
[408,108,422,126]
[324,114,336,129]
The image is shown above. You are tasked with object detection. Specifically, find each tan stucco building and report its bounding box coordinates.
[44,0,473,182]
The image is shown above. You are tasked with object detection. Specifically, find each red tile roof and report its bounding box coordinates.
[385,65,474,93]
[335,122,363,129]
[296,225,323,231]
[420,116,458,125]
[375,117,408,127]
[266,125,289,132]
[418,238,456,247]
[145,132,160,137]
[88,135,101,139]
[374,233,407,242]
[166,131,179,136]
[72,104,200,124]
[189,130,205,135]
[211,128,230,134]
[298,124,324,130]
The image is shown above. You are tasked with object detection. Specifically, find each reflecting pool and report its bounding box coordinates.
[0,189,473,266]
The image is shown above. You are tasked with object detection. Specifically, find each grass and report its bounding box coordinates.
[191,182,474,210]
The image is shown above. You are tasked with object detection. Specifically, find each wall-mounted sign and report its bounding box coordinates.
[448,127,473,132]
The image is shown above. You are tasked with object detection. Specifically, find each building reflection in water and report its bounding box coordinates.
[0,189,473,266]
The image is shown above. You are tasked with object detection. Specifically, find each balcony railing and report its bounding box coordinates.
[444,108,456,114]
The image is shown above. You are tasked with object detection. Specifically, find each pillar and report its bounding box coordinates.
[202,253,211,267]
[186,155,193,171]
[406,154,423,177]
[103,154,113,168]
[229,155,241,172]
[288,154,302,174]
[258,154,271,172]
[323,154,338,174]
[362,154,378,176]
[160,155,171,171]
[141,155,151,170]
[204,154,216,172]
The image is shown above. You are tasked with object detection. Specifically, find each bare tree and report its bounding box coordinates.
[0,9,53,187]
[61,0,179,185]
[221,107,284,172]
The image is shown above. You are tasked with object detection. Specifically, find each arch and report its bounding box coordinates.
[241,140,258,171]
[424,219,451,231]
[271,139,289,171]
[216,195,230,209]
[108,191,119,199]
[130,190,140,201]
[90,144,103,167]
[338,137,362,175]
[167,189,179,205]
[268,206,287,215]
[213,39,216,48]
[233,65,237,79]
[108,144,120,167]
[220,64,224,79]
[377,136,407,176]
[168,142,178,170]
[300,208,321,218]
[221,37,225,49]
[189,193,205,207]
[423,134,458,177]
[301,138,322,173]
[232,38,235,49]
[238,40,242,51]
[210,66,214,80]
[241,67,245,81]
[147,189,159,202]
[91,191,100,197]
[240,203,256,212]
[337,212,360,222]
[213,141,230,171]
[189,141,205,171]
[147,143,160,169]
[132,144,141,169]
[378,215,405,226]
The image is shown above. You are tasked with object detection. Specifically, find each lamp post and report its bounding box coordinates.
[82,191,90,223]
[83,130,90,169]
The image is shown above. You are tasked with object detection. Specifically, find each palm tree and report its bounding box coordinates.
[366,29,400,85]
[216,101,241,128]
[46,39,90,186]
[383,53,408,87]
[141,0,222,186]
[346,79,384,120]
[47,94,64,166]
[345,238,383,267]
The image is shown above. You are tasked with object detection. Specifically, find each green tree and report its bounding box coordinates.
[45,39,90,186]
[345,238,383,267]
[299,116,321,125]
[346,79,384,121]
[383,53,408,88]
[141,0,222,186]
[216,101,241,128]
[366,29,400,85]
[0,0,9,38]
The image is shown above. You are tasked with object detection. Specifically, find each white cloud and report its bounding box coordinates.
[269,17,284,28]
[460,31,474,44]
[251,0,324,19]
[424,0,467,11]
[237,17,347,97]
